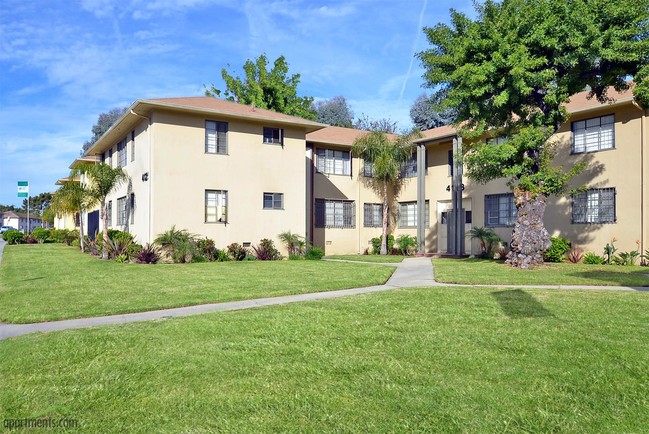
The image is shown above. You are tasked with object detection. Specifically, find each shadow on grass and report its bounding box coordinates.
[491,289,554,319]
[22,276,45,281]
[566,271,649,287]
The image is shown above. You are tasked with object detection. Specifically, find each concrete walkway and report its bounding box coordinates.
[1,257,647,340]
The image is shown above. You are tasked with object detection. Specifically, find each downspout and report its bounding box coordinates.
[129,109,152,243]
[632,100,646,256]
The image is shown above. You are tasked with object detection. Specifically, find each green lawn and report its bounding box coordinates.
[2,287,648,432]
[0,244,395,323]
[325,254,405,263]
[433,258,649,286]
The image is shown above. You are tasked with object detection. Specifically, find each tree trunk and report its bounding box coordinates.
[506,189,551,269]
[101,199,108,260]
[78,211,85,252]
[381,182,388,255]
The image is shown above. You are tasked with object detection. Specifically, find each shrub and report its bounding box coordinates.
[3,230,24,244]
[468,227,502,258]
[197,238,217,261]
[135,243,161,264]
[106,236,134,260]
[227,243,248,261]
[23,234,38,244]
[603,238,617,265]
[305,247,324,260]
[215,249,231,262]
[115,254,128,263]
[191,255,208,263]
[615,250,640,266]
[253,238,282,260]
[128,243,143,259]
[154,226,198,263]
[71,238,81,249]
[396,234,417,256]
[567,248,584,264]
[371,234,395,255]
[583,252,605,264]
[544,237,571,263]
[278,231,306,257]
[288,254,304,260]
[31,227,50,243]
[244,254,257,261]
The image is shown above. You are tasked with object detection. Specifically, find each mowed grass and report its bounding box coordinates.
[0,244,395,323]
[325,254,404,263]
[1,287,648,432]
[433,258,649,286]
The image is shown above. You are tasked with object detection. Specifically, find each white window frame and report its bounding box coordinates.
[205,120,228,154]
[205,190,228,223]
[316,148,351,176]
[263,192,284,210]
[263,127,283,145]
[572,114,615,153]
[485,193,517,227]
[572,188,616,224]
[117,196,127,225]
[398,201,430,228]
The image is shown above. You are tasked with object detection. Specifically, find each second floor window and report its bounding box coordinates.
[485,193,517,227]
[400,150,426,178]
[206,120,228,154]
[572,114,614,153]
[263,127,283,145]
[117,138,127,167]
[315,199,355,228]
[316,148,351,176]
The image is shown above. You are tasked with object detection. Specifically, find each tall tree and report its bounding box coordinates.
[409,93,456,130]
[21,192,53,216]
[313,96,354,127]
[50,177,96,252]
[354,114,399,134]
[205,54,317,120]
[418,0,649,268]
[81,107,128,154]
[352,130,421,254]
[86,163,128,260]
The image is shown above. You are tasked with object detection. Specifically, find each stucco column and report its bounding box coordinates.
[452,136,464,255]
[417,143,426,254]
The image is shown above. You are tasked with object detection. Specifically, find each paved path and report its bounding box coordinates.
[1,257,647,340]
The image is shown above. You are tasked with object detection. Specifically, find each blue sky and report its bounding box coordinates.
[0,0,473,207]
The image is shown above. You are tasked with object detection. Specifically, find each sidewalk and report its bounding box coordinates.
[1,257,646,340]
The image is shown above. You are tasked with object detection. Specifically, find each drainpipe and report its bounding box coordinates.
[632,100,646,256]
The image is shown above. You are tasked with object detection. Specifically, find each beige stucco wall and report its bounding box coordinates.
[147,111,306,254]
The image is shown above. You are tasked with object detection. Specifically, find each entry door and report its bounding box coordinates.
[437,199,472,254]
[87,211,99,240]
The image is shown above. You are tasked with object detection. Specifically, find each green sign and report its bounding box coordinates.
[17,181,28,198]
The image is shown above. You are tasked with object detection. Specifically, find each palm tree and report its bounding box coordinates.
[352,130,421,255]
[467,226,501,258]
[86,163,128,260]
[50,177,95,252]
[278,230,306,256]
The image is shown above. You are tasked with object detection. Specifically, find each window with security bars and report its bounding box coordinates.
[263,192,283,209]
[572,188,616,224]
[117,196,127,225]
[315,199,355,228]
[263,127,283,145]
[400,151,427,178]
[316,148,351,176]
[117,138,127,167]
[572,114,614,153]
[205,190,227,223]
[363,203,383,227]
[485,193,517,227]
[205,120,228,154]
[106,200,113,226]
[398,201,430,228]
[363,159,373,177]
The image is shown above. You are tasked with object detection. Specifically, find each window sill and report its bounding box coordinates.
[571,221,616,225]
[263,208,284,210]
[316,171,352,177]
[205,221,227,224]
[205,152,229,156]
[570,147,615,155]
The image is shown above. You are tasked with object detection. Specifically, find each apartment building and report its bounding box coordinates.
[59,87,647,256]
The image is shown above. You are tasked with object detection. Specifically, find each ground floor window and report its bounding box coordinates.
[263,192,284,210]
[485,193,516,227]
[398,201,429,228]
[363,203,383,227]
[206,190,227,223]
[315,199,355,228]
[117,196,127,225]
[572,187,616,224]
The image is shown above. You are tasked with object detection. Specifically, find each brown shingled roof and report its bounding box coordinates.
[564,86,635,113]
[144,96,325,130]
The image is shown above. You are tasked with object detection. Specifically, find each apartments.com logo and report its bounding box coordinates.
[4,417,79,430]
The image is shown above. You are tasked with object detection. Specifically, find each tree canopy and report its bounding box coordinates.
[205,54,317,120]
[81,107,128,154]
[418,0,649,268]
[354,114,399,134]
[313,96,354,127]
[409,93,456,131]
[21,192,53,215]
